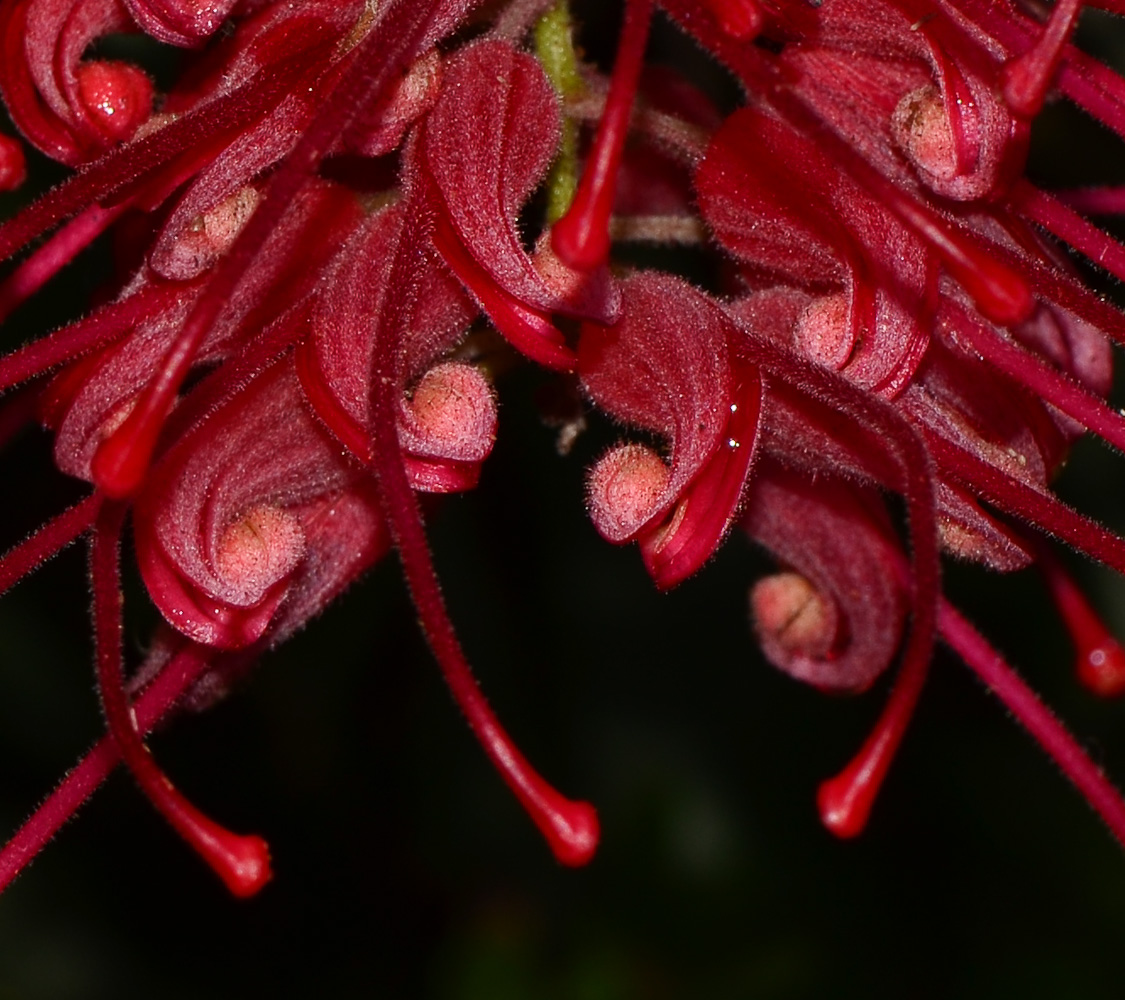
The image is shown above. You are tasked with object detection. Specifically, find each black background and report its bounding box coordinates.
[3,5,1125,998]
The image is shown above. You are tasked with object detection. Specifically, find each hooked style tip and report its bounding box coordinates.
[699,0,764,41]
[540,798,600,867]
[0,134,26,193]
[1037,546,1125,698]
[896,198,1035,326]
[550,0,654,272]
[816,767,875,840]
[1000,0,1083,120]
[129,756,275,897]
[953,257,1035,329]
[551,202,613,273]
[91,409,161,499]
[206,832,274,899]
[1078,640,1125,699]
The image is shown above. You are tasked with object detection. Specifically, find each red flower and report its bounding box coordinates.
[3,0,1125,903]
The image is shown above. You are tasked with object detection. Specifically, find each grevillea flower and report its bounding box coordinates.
[5,0,1125,912]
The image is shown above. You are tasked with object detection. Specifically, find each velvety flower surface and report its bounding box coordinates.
[4,0,1125,910]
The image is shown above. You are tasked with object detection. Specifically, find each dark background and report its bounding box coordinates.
[4,5,1125,998]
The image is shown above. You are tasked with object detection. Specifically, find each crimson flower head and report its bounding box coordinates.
[3,0,1125,911]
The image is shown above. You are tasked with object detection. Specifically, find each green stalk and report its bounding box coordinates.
[535,1,583,223]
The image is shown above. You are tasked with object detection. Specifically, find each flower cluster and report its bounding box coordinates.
[3,0,1125,899]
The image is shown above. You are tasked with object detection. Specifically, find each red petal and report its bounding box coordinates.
[422,40,621,328]
[581,273,759,584]
[134,360,366,649]
[744,463,907,693]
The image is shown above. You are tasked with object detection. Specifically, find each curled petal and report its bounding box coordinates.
[122,0,238,47]
[780,0,1022,201]
[133,360,364,649]
[421,38,620,362]
[145,97,313,282]
[149,182,262,281]
[345,49,443,158]
[51,180,363,481]
[1,0,152,165]
[427,209,577,370]
[294,202,487,491]
[750,572,834,663]
[587,443,671,542]
[697,108,847,287]
[900,336,1060,495]
[261,484,388,648]
[744,463,907,693]
[581,273,760,586]
[697,106,933,396]
[1026,301,1113,395]
[935,481,1033,571]
[51,286,201,480]
[423,40,556,306]
[398,362,497,468]
[641,359,761,589]
[581,273,731,522]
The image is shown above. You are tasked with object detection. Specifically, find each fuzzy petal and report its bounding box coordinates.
[581,273,760,586]
[134,360,362,649]
[744,462,907,693]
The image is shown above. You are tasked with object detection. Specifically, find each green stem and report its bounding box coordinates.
[535,1,583,223]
